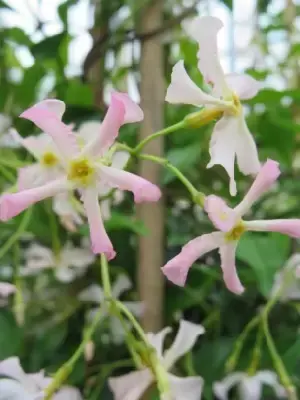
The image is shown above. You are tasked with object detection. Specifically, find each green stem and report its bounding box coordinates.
[138,153,205,207]
[46,201,60,257]
[13,243,25,326]
[225,315,260,372]
[115,300,149,345]
[247,323,263,375]
[134,121,186,154]
[0,208,32,260]
[44,307,104,399]
[100,254,112,297]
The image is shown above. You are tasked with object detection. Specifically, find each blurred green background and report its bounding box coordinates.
[1,0,300,398]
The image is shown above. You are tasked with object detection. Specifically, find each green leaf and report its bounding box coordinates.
[65,80,94,107]
[0,311,22,359]
[31,32,70,60]
[0,0,12,9]
[14,64,46,107]
[4,28,32,46]
[236,233,291,296]
[164,144,200,184]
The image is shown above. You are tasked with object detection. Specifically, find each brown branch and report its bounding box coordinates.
[82,1,200,81]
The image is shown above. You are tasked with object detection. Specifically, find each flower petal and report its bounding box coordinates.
[112,92,144,123]
[24,243,54,271]
[235,113,261,179]
[17,164,47,191]
[234,159,280,217]
[204,195,237,232]
[147,327,172,359]
[20,100,79,160]
[0,282,16,297]
[53,386,83,400]
[168,374,204,400]
[108,369,153,400]
[0,357,27,383]
[165,60,222,106]
[207,116,238,196]
[213,373,246,400]
[53,193,83,226]
[0,379,33,400]
[111,151,130,170]
[183,16,231,98]
[219,242,244,294]
[239,376,263,400]
[225,73,262,100]
[81,187,115,259]
[163,320,205,369]
[162,232,224,286]
[256,370,286,397]
[245,219,300,238]
[112,274,132,298]
[99,165,161,203]
[79,284,104,303]
[77,121,101,145]
[110,317,127,344]
[82,95,125,157]
[123,301,144,318]
[0,179,68,221]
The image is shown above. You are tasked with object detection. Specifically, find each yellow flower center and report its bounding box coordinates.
[230,93,242,116]
[41,151,59,167]
[67,157,95,186]
[225,221,245,242]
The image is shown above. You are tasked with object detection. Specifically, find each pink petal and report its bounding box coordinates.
[112,92,144,123]
[81,187,115,259]
[108,369,153,400]
[204,195,237,232]
[161,232,224,286]
[245,219,300,238]
[82,95,125,157]
[165,61,222,106]
[219,242,244,294]
[99,165,161,203]
[20,100,79,159]
[225,73,263,100]
[0,179,67,221]
[234,159,280,217]
[0,282,16,297]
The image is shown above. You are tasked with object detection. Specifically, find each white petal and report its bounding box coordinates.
[168,374,204,400]
[24,244,54,271]
[0,379,33,400]
[239,376,262,400]
[100,198,111,221]
[53,193,83,225]
[256,370,286,397]
[122,301,144,318]
[225,73,262,100]
[183,16,231,98]
[55,267,77,283]
[165,60,222,107]
[213,373,246,400]
[207,116,238,196]
[111,151,130,170]
[112,274,132,298]
[163,320,205,369]
[77,121,101,145]
[235,113,260,177]
[0,282,16,297]
[108,369,153,400]
[78,284,104,303]
[110,317,127,344]
[53,386,83,400]
[147,327,172,359]
[0,358,28,384]
[17,164,46,191]
[61,243,95,268]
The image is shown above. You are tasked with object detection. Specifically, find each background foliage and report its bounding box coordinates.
[0,0,300,399]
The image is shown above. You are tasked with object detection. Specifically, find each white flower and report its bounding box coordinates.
[108,320,204,400]
[271,254,300,301]
[214,371,286,400]
[22,239,95,282]
[0,114,20,148]
[79,274,143,344]
[0,357,82,399]
[0,282,16,307]
[166,16,262,196]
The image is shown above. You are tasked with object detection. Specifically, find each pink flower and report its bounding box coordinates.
[0,282,16,298]
[108,320,204,400]
[0,93,161,259]
[166,16,262,196]
[162,160,300,294]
